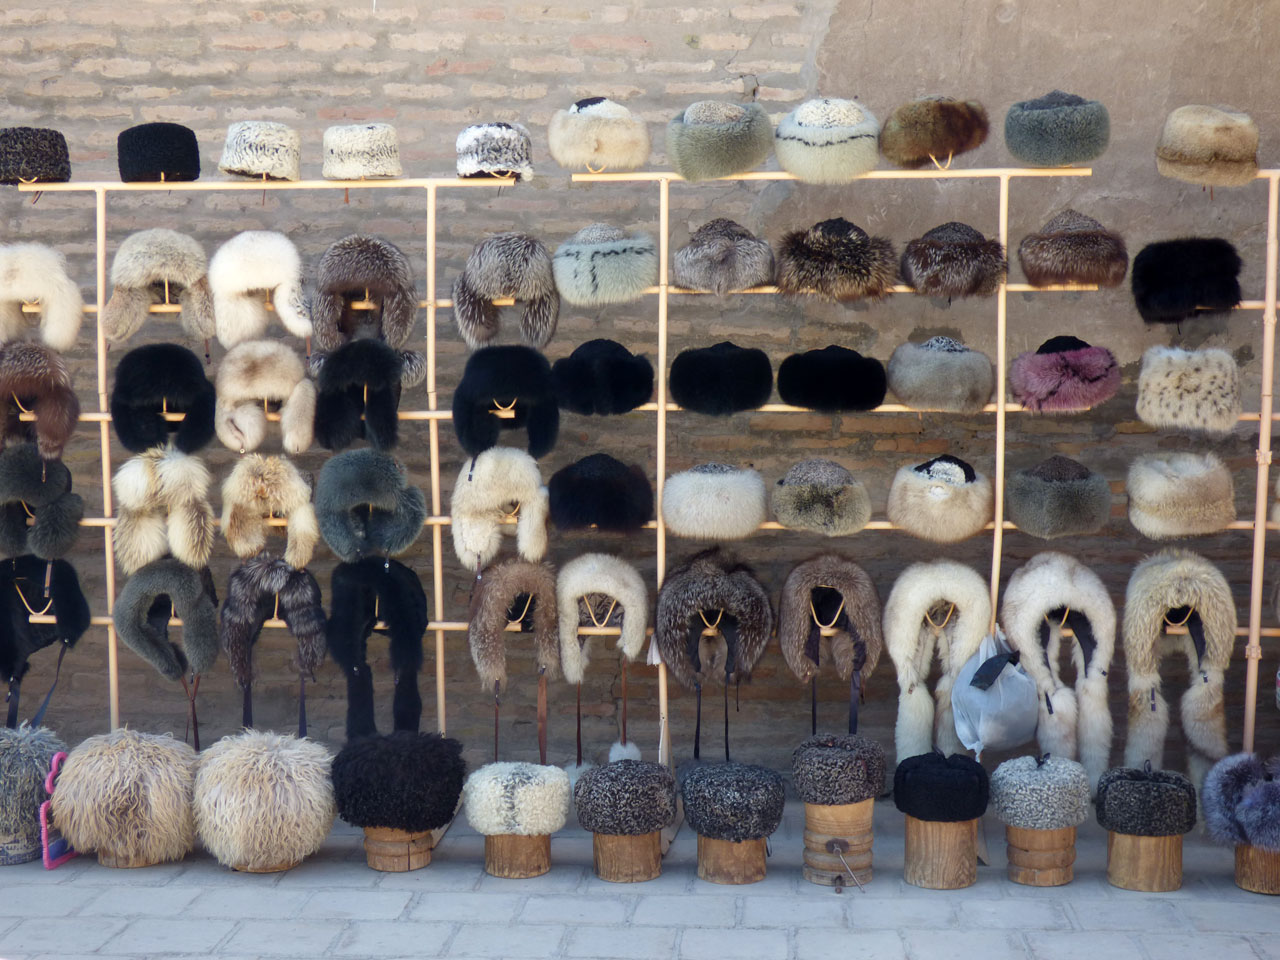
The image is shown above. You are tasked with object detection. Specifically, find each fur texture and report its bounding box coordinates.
[311,235,417,354]
[1157,105,1259,187]
[893,753,989,822]
[668,341,773,415]
[886,337,994,413]
[557,553,648,685]
[314,339,407,452]
[215,339,315,454]
[0,442,83,559]
[900,222,1007,298]
[220,554,326,690]
[778,554,883,685]
[0,127,70,184]
[990,756,1091,831]
[666,101,773,181]
[450,446,548,572]
[1008,336,1120,412]
[791,734,885,805]
[452,233,558,349]
[548,453,652,532]
[575,760,675,835]
[548,97,650,172]
[208,230,311,348]
[683,762,785,842]
[452,345,559,459]
[776,218,897,301]
[114,558,219,681]
[1005,455,1111,539]
[550,338,653,415]
[332,731,465,832]
[1127,451,1235,539]
[456,123,533,181]
[469,558,559,691]
[662,463,766,540]
[880,97,989,168]
[0,556,90,690]
[322,123,402,180]
[218,120,301,181]
[772,458,870,537]
[0,342,79,461]
[774,97,879,184]
[886,455,993,543]
[673,219,775,295]
[1095,766,1197,837]
[112,448,215,574]
[1017,210,1128,287]
[117,122,200,182]
[1004,90,1110,166]
[315,449,425,562]
[1237,780,1280,851]
[221,454,318,570]
[109,343,214,455]
[552,224,658,306]
[1202,752,1267,845]
[0,724,65,864]
[0,243,84,351]
[1135,345,1241,436]
[1131,238,1242,323]
[777,345,887,411]
[463,762,570,836]
[102,229,215,343]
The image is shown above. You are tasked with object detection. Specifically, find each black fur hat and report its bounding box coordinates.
[452,345,559,459]
[0,128,70,185]
[0,555,89,689]
[110,343,216,454]
[1131,238,1242,323]
[117,123,200,183]
[1095,766,1197,837]
[776,218,897,302]
[668,341,772,415]
[548,453,653,532]
[777,345,886,412]
[1018,210,1128,288]
[113,558,218,681]
[0,443,83,560]
[332,731,466,833]
[550,339,653,416]
[893,752,989,822]
[901,222,1006,298]
[315,339,405,452]
[315,449,426,563]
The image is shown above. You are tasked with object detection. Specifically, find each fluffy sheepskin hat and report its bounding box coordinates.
[1157,105,1258,188]
[218,120,301,181]
[332,731,466,833]
[214,340,315,454]
[322,123,401,180]
[683,762,785,842]
[776,218,897,302]
[0,127,70,184]
[1018,210,1128,287]
[221,454,318,570]
[110,343,214,455]
[315,449,425,562]
[1131,238,1242,324]
[1006,455,1111,539]
[772,458,870,537]
[774,97,879,184]
[557,553,648,686]
[117,122,200,183]
[1202,753,1269,846]
[0,343,79,462]
[0,724,65,864]
[673,219,775,295]
[552,224,657,307]
[314,340,410,453]
[453,233,558,351]
[550,339,653,416]
[111,447,214,574]
[114,559,219,681]
[575,760,675,835]
[777,345,886,412]
[880,97,989,169]
[791,734,885,805]
[1004,90,1110,167]
[102,229,215,343]
[1135,345,1241,436]
[655,547,772,690]
[456,122,533,181]
[900,222,1007,298]
[666,100,773,182]
[310,235,420,362]
[463,762,570,836]
[450,446,548,572]
[990,755,1091,831]
[1127,451,1235,540]
[669,341,772,415]
[0,243,84,352]
[662,463,766,541]
[0,442,83,559]
[548,453,652,532]
[208,230,311,349]
[887,455,993,543]
[1008,335,1120,412]
[452,345,559,458]
[469,558,559,691]
[894,753,990,822]
[886,336,993,413]
[548,97,651,172]
[778,554,882,686]
[0,557,90,693]
[1095,765,1197,837]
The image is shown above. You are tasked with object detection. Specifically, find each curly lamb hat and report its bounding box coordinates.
[772,458,870,537]
[776,218,897,302]
[1127,451,1235,540]
[469,558,559,692]
[662,463,766,541]
[1004,90,1110,167]
[557,553,648,686]
[218,120,300,181]
[114,558,219,682]
[880,97,989,169]
[550,339,653,416]
[102,229,215,343]
[673,219,775,295]
[1018,210,1128,287]
[1131,238,1242,324]
[990,755,1091,831]
[456,122,533,181]
[894,752,990,822]
[1156,105,1258,188]
[683,762,785,842]
[221,454,318,570]
[575,760,675,836]
[0,442,83,560]
[1005,455,1111,539]
[666,100,773,181]
[322,123,402,180]
[774,97,879,184]
[1008,335,1120,413]
[1135,345,1241,436]
[900,222,1006,299]
[1096,765,1197,837]
[792,734,885,805]
[887,454,993,543]
[452,345,559,459]
[886,337,993,413]
[111,447,215,574]
[208,230,311,349]
[552,224,657,307]
[214,340,315,454]
[315,449,425,563]
[548,97,650,173]
[332,731,466,834]
[450,446,549,572]
[0,128,70,184]
[117,122,200,183]
[0,243,84,352]
[452,233,558,351]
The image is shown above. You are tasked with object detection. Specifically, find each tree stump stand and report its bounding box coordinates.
[1106,831,1181,892]
[1005,825,1075,887]
[363,826,432,872]
[696,834,767,885]
[97,850,163,869]
[484,833,551,879]
[903,815,977,889]
[1235,844,1280,895]
[592,831,662,883]
[802,799,873,887]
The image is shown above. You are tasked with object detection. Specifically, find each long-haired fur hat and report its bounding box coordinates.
[310,235,420,360]
[221,454,318,570]
[0,556,90,689]
[777,345,886,412]
[208,230,311,349]
[887,336,993,413]
[1127,451,1235,540]
[900,222,1007,298]
[883,559,990,764]
[1202,753,1268,846]
[666,100,773,181]
[655,547,772,690]
[1018,210,1128,287]
[552,225,658,306]
[557,553,647,686]
[880,96,989,169]
[314,339,410,452]
[452,345,559,459]
[102,229,214,343]
[1004,90,1110,167]
[112,447,215,574]
[1132,238,1242,324]
[214,340,315,454]
[548,453,652,533]
[550,339,653,416]
[463,761,570,836]
[1157,105,1259,188]
[450,447,548,572]
[778,554,882,686]
[662,463,766,541]
[776,218,897,302]
[332,731,466,833]
[669,341,772,415]
[1136,345,1241,436]
[774,97,879,184]
[452,233,559,351]
[1006,455,1111,539]
[1009,335,1120,412]
[0,724,66,864]
[0,243,84,352]
[315,449,425,563]
[0,342,79,461]
[220,553,325,693]
[109,343,214,455]
[469,558,559,692]
[772,458,870,537]
[887,455,993,543]
[0,442,83,559]
[1123,548,1235,790]
[548,97,650,172]
[672,219,775,295]
[114,558,219,681]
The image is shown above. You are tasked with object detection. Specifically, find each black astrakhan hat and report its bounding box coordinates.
[117,123,200,183]
[0,128,70,185]
[551,339,653,416]
[893,752,989,822]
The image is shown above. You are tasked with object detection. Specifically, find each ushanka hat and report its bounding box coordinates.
[672,219,774,295]
[1135,345,1241,436]
[772,458,871,537]
[456,122,532,181]
[1005,455,1111,539]
[452,345,559,459]
[886,337,993,413]
[776,218,897,302]
[322,123,402,180]
[214,340,316,454]
[666,100,772,181]
[1004,90,1110,167]
[1018,210,1128,287]
[111,448,215,574]
[557,553,647,685]
[218,121,300,181]
[0,343,79,462]
[221,454,318,571]
[1156,105,1259,188]
[1131,238,1242,323]
[117,123,200,182]
[0,558,89,727]
[774,97,879,184]
[0,128,70,184]
[550,339,653,415]
[332,731,465,836]
[109,343,215,455]
[1096,766,1197,837]
[468,558,559,693]
[792,734,885,806]
[208,231,312,349]
[552,225,658,306]
[880,97,989,169]
[893,753,989,822]
[102,229,215,344]
[887,455,993,543]
[1008,335,1120,412]
[777,345,886,412]
[114,558,218,681]
[1126,451,1235,540]
[548,97,650,172]
[453,233,558,350]
[548,453,652,532]
[314,340,410,452]
[662,463,766,541]
[669,341,772,415]
[900,222,1006,298]
[0,442,83,560]
[450,447,548,572]
[315,449,425,563]
[990,756,1092,831]
[0,244,84,352]
[683,763,785,842]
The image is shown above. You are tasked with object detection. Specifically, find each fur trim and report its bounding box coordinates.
[0,556,90,688]
[552,224,658,306]
[777,345,886,412]
[315,449,425,562]
[880,97,989,169]
[1131,238,1242,323]
[1135,345,1241,436]
[452,233,558,349]
[456,123,533,181]
[114,558,219,680]
[886,455,993,543]
[776,218,897,302]
[1202,752,1267,845]
[221,554,325,690]
[311,235,417,352]
[332,732,465,832]
[314,339,407,452]
[778,554,882,685]
[103,229,214,343]
[322,123,402,180]
[548,453,652,532]
[112,448,215,574]
[669,341,772,415]
[900,222,1006,298]
[551,338,653,415]
[772,458,870,537]
[0,725,66,863]
[469,559,559,691]
[452,345,559,459]
[663,463,766,540]
[548,97,650,172]
[1004,90,1110,166]
[894,753,989,822]
[109,343,214,455]
[1095,766,1197,837]
[208,230,311,348]
[990,755,1091,831]
[575,759,674,835]
[0,127,70,184]
[1017,210,1128,287]
[463,762,569,836]
[0,243,84,351]
[0,342,79,461]
[791,734,885,805]
[1127,451,1235,539]
[0,442,83,559]
[221,454,318,570]
[774,97,879,184]
[886,337,993,413]
[1237,780,1280,851]
[218,120,301,181]
[117,122,200,183]
[682,762,784,841]
[666,101,773,182]
[557,553,648,685]
[214,340,315,454]
[1008,335,1120,412]
[450,446,548,572]
[1006,455,1111,539]
[1157,105,1259,188]
[673,219,774,295]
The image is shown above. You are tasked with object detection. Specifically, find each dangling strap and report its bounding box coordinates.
[493,679,501,762]
[722,681,730,762]
[619,658,628,746]
[298,674,307,738]
[810,677,817,736]
[537,672,548,765]
[575,682,582,766]
[924,602,956,633]
[179,673,201,752]
[849,669,861,735]
[242,686,253,729]
[693,685,702,760]
[30,644,68,728]
[5,676,19,729]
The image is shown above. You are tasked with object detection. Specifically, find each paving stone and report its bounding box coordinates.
[848,897,957,929]
[518,894,630,925]
[795,929,906,960]
[377,861,485,891]
[1065,899,1189,931]
[97,919,236,955]
[740,894,847,927]
[449,923,566,957]
[0,885,102,917]
[565,925,678,959]
[1179,900,1280,933]
[1136,934,1268,960]
[0,918,125,954]
[957,899,1071,930]
[410,891,525,923]
[1025,931,1145,960]
[184,888,311,918]
[679,927,789,959]
[330,921,453,956]
[221,920,346,956]
[79,886,203,917]
[302,889,414,920]
[631,894,737,927]
[475,865,587,894]
[900,930,1031,960]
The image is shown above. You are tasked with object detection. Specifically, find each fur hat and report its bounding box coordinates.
[662,463,766,540]
[110,343,214,455]
[900,222,1006,298]
[550,339,653,415]
[1131,238,1242,323]
[879,97,989,169]
[1004,90,1110,166]
[218,121,301,181]
[1235,780,1280,852]
[1000,552,1116,790]
[310,235,420,361]
[0,128,70,184]
[575,760,675,835]
[776,218,897,302]
[1018,210,1128,287]
[452,345,559,459]
[666,101,773,182]
[102,229,215,343]
[0,724,66,864]
[0,343,79,461]
[548,453,652,532]
[452,233,558,350]
[1095,766,1197,837]
[0,442,83,559]
[672,219,775,295]
[557,553,648,686]
[655,547,772,690]
[117,122,200,182]
[0,243,84,351]
[791,734,885,805]
[669,341,772,415]
[1006,455,1111,539]
[777,345,886,412]
[1123,549,1235,790]
[111,448,215,574]
[893,753,989,822]
[114,558,219,681]
[456,123,533,181]
[0,556,90,691]
[778,554,883,685]
[548,97,650,172]
[774,97,879,184]
[1202,752,1268,846]
[220,554,325,692]
[1135,345,1241,436]
[1127,451,1235,539]
[886,337,993,413]
[552,225,658,307]
[990,755,1091,831]
[1008,335,1120,412]
[682,762,785,842]
[315,449,425,562]
[883,560,990,763]
[1157,105,1258,188]
[887,455,993,543]
[322,123,401,180]
[208,231,311,349]
[221,454,318,570]
[772,458,870,537]
[215,340,316,454]
[469,558,559,691]
[327,557,427,738]
[332,731,466,833]
[450,447,548,572]
[463,762,570,836]
[314,340,410,452]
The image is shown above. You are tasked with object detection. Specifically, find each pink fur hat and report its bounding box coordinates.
[1008,335,1119,412]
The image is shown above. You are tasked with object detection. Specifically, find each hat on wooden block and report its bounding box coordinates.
[550,339,653,416]
[0,128,70,184]
[1135,345,1241,436]
[879,96,989,169]
[456,122,533,181]
[1126,451,1235,540]
[887,336,993,413]
[1004,90,1110,167]
[102,230,214,344]
[1018,210,1128,287]
[893,752,989,822]
[772,458,870,537]
[776,218,897,302]
[1156,105,1258,188]
[1095,765,1197,836]
[900,222,1006,299]
[669,341,772,415]
[552,224,658,307]
[0,243,84,352]
[452,345,560,459]
[777,345,886,412]
[1131,238,1242,324]
[673,219,775,295]
[662,463,766,541]
[453,233,558,350]
[575,760,675,835]
[667,100,772,181]
[548,453,652,533]
[218,121,300,181]
[887,455,993,543]
[990,755,1091,831]
[450,446,548,572]
[322,123,402,180]
[792,734,885,805]
[117,122,200,183]
[1005,455,1111,540]
[1008,336,1119,413]
[548,97,650,173]
[463,762,570,836]
[683,762,785,841]
[332,732,466,834]
[774,97,879,184]
[109,343,214,455]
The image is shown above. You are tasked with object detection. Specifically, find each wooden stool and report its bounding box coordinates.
[485,833,551,879]
[574,760,675,884]
[592,831,661,883]
[233,859,299,874]
[1106,832,1182,892]
[97,851,162,869]
[363,826,432,873]
[802,799,873,887]
[1235,844,1280,895]
[697,834,767,884]
[1006,825,1075,886]
[903,815,977,889]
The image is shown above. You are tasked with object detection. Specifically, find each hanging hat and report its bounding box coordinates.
[669,341,772,415]
[0,725,66,864]
[332,731,465,835]
[879,97,989,169]
[552,225,658,306]
[0,128,70,184]
[221,454,318,570]
[0,442,83,560]
[666,100,772,181]
[1203,753,1270,846]
[449,446,548,572]
[900,222,1006,298]
[886,337,993,413]
[1096,766,1197,837]
[0,558,89,716]
[109,343,215,455]
[0,343,79,462]
[1008,335,1120,412]
[893,753,990,822]
[683,763,785,842]
[776,218,897,302]
[1017,210,1128,287]
[208,230,312,349]
[314,340,411,453]
[886,455,993,543]
[777,345,886,412]
[1004,90,1110,166]
[117,123,200,183]
[1005,455,1111,539]
[778,554,883,687]
[792,735,885,806]
[0,243,84,352]
[557,553,648,685]
[548,97,650,172]
[672,219,775,295]
[322,123,402,180]
[1135,345,1240,436]
[662,463,766,541]
[114,558,219,681]
[774,97,879,184]
[550,339,653,416]
[111,448,215,575]
[102,230,215,343]
[1126,451,1235,540]
[772,458,870,537]
[548,453,652,533]
[1131,238,1243,323]
[310,234,420,365]
[214,340,316,454]
[218,121,300,181]
[1156,105,1258,188]
[452,345,559,459]
[468,558,559,692]
[315,449,425,563]
[990,756,1092,831]
[456,122,533,181]
[452,233,559,350]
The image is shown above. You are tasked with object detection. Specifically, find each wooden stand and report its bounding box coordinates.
[364,826,432,873]
[1235,843,1280,895]
[233,860,299,874]
[97,850,162,869]
[696,834,767,885]
[484,833,551,879]
[802,799,873,887]
[903,816,977,890]
[592,831,662,883]
[1005,825,1075,887]
[1106,831,1182,892]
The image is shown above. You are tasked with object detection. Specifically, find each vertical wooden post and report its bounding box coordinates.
[94,187,120,731]
[988,172,1011,624]
[656,176,671,766]
[424,183,448,736]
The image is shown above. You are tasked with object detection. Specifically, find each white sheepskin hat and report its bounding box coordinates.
[463,761,570,836]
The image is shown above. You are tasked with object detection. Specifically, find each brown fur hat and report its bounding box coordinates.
[1156,105,1259,188]
[778,554,882,685]
[112,448,215,575]
[0,343,79,461]
[311,234,419,356]
[776,218,897,302]
[900,222,1006,298]
[469,559,559,693]
[1017,210,1128,288]
[879,97,989,169]
[221,454,319,570]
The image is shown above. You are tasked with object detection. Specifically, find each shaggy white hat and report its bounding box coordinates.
[322,123,402,180]
[214,340,316,454]
[463,761,570,836]
[775,97,880,184]
[1135,345,1241,437]
[662,462,766,540]
[0,243,84,352]
[209,230,312,349]
[548,97,650,172]
[886,336,994,413]
[450,446,549,572]
[557,553,648,685]
[1127,451,1235,539]
[886,455,993,543]
[218,121,301,181]
[102,229,214,343]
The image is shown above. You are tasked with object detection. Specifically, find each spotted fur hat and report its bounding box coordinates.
[218,121,300,181]
[117,122,200,183]
[102,230,215,344]
[778,554,882,687]
[772,458,870,537]
[669,341,772,415]
[666,100,772,181]
[453,233,559,350]
[1005,455,1111,539]
[0,442,83,560]
[552,224,658,306]
[662,463,766,541]
[879,97,989,169]
[886,455,993,543]
[0,343,80,462]
[456,123,533,181]
[0,243,85,353]
[1095,765,1197,836]
[1018,210,1128,287]
[1135,345,1241,436]
[777,345,886,412]
[776,218,897,302]
[1157,105,1258,188]
[548,97,650,172]
[672,219,775,295]
[550,339,653,416]
[0,128,70,184]
[774,97,879,184]
[1131,238,1242,324]
[886,337,993,413]
[1008,336,1119,413]
[900,222,1006,298]
[322,123,402,180]
[1126,451,1235,540]
[1004,90,1110,167]
[557,553,648,686]
[450,446,548,572]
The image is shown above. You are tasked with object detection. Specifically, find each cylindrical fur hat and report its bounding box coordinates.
[550,339,653,416]
[778,554,883,686]
[1017,210,1128,287]
[575,760,675,835]
[0,725,65,865]
[774,97,879,184]
[314,339,411,453]
[0,243,85,352]
[0,442,83,560]
[662,463,766,540]
[452,233,559,350]
[310,234,419,358]
[1156,105,1258,188]
[669,341,772,415]
[776,218,897,301]
[218,121,301,181]
[111,447,215,574]
[220,553,325,693]
[557,553,648,686]
[449,446,548,572]
[879,97,989,169]
[900,222,1006,298]
[548,97,650,173]
[772,458,870,537]
[315,449,425,562]
[887,455,993,543]
[452,345,559,459]
[114,558,219,681]
[117,122,200,182]
[552,224,657,306]
[1095,766,1197,837]
[777,345,886,412]
[893,753,990,822]
[208,230,312,349]
[1131,238,1242,324]
[322,123,402,180]
[1126,451,1235,540]
[1005,455,1111,539]
[672,219,775,295]
[221,454,318,570]
[666,100,772,181]
[886,336,993,413]
[214,340,316,454]
[332,732,466,833]
[1135,345,1241,436]
[456,122,533,181]
[468,559,559,692]
[463,762,570,836]
[791,734,885,805]
[683,762,785,842]
[0,128,70,184]
[110,343,215,455]
[548,453,652,533]
[1008,335,1120,412]
[990,756,1091,831]
[102,229,215,344]
[1202,753,1268,846]
[0,343,79,462]
[1004,90,1110,166]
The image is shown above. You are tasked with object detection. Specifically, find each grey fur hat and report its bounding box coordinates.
[552,224,658,306]
[0,244,85,353]
[574,760,675,836]
[886,336,993,413]
[548,97,650,173]
[453,233,559,350]
[666,101,773,182]
[1136,345,1241,437]
[1095,765,1197,837]
[1004,91,1110,167]
[0,442,83,559]
[322,123,402,180]
[900,222,1007,298]
[102,229,215,343]
[672,219,774,295]
[220,553,325,694]
[887,455,993,543]
[774,98,879,184]
[456,123,533,181]
[1127,451,1235,540]
[1156,105,1258,188]
[990,755,1091,831]
[792,734,885,805]
[114,558,219,681]
[0,724,66,864]
[1202,753,1268,845]
[682,762,785,842]
[218,121,301,181]
[772,458,870,537]
[880,97,989,169]
[1018,210,1128,288]
[315,449,426,562]
[1006,455,1111,539]
[0,128,70,184]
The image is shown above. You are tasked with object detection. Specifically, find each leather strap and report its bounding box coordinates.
[575,682,582,766]
[298,675,307,739]
[722,681,730,762]
[849,670,861,735]
[180,673,201,751]
[537,672,548,766]
[242,686,253,730]
[970,651,1020,691]
[811,677,817,736]
[619,659,628,746]
[693,685,702,760]
[493,680,500,762]
[5,677,19,729]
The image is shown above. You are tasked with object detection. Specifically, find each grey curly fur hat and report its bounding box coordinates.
[1005,91,1110,167]
[666,101,773,181]
[1095,766,1197,837]
[900,223,1006,298]
[673,219,774,295]
[218,121,300,181]
[114,558,219,681]
[990,755,1091,831]
[772,458,870,537]
[1006,455,1111,539]
[683,762,785,842]
[0,128,70,184]
[315,449,425,562]
[792,734,885,805]
[575,760,676,836]
[0,442,83,559]
[102,229,215,344]
[457,122,533,181]
[886,336,993,413]
[453,233,559,350]
[552,224,658,306]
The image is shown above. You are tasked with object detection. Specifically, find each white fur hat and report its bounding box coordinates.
[1136,345,1241,437]
[548,97,650,172]
[557,553,648,685]
[1127,451,1235,539]
[102,229,214,344]
[450,446,549,572]
[886,455,993,542]
[463,761,570,836]
[214,340,317,455]
[322,123,402,180]
[0,243,84,352]
[218,121,301,181]
[552,224,658,306]
[775,98,879,184]
[662,463,766,540]
[209,231,312,349]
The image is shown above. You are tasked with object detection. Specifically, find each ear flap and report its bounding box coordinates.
[102,286,153,343]
[280,378,316,455]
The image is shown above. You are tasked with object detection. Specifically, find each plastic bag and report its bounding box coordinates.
[951,627,1039,757]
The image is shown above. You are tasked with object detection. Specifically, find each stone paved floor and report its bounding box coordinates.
[0,800,1276,960]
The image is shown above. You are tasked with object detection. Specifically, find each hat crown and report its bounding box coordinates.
[914,454,976,484]
[922,221,986,244]
[812,217,867,241]
[1040,208,1105,234]
[1036,334,1091,354]
[683,100,748,125]
[690,461,738,476]
[571,96,631,119]
[793,97,868,128]
[919,335,969,353]
[1023,90,1090,110]
[1027,454,1091,482]
[567,222,628,245]
[781,457,854,487]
